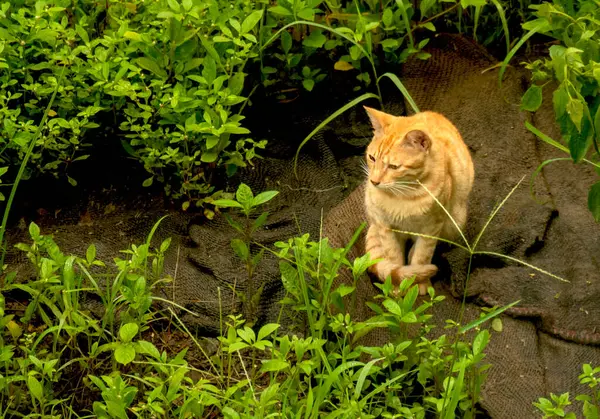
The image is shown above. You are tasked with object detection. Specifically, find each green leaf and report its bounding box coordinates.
[223,406,241,419]
[86,244,96,264]
[491,318,503,332]
[212,199,243,209]
[268,5,292,16]
[241,10,264,34]
[167,0,181,12]
[383,299,403,316]
[76,25,90,44]
[142,177,154,187]
[553,85,569,119]
[335,285,355,297]
[380,38,399,49]
[135,57,167,79]
[202,57,217,85]
[201,151,218,162]
[231,239,249,261]
[303,30,327,48]
[583,400,599,419]
[567,98,584,132]
[260,359,289,373]
[257,323,280,341]
[29,222,40,239]
[135,340,161,359]
[521,85,543,112]
[28,376,44,401]
[382,8,394,26]
[115,344,136,365]
[236,183,254,206]
[182,0,193,11]
[460,301,519,333]
[252,191,278,207]
[119,323,139,343]
[402,285,419,313]
[588,182,600,222]
[280,261,300,297]
[123,31,142,42]
[420,0,437,17]
[237,326,256,344]
[303,78,315,91]
[281,30,292,54]
[570,117,591,163]
[421,22,436,31]
[472,329,490,355]
[228,72,245,96]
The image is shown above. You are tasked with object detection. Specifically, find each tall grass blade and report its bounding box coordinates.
[390,229,469,252]
[261,21,371,65]
[395,0,414,49]
[474,250,569,282]
[526,121,569,153]
[294,93,380,177]
[472,176,525,251]
[0,67,66,269]
[499,22,547,88]
[491,0,510,55]
[417,180,471,251]
[443,361,466,419]
[526,121,600,169]
[473,5,482,41]
[378,73,420,114]
[354,357,384,398]
[459,300,520,333]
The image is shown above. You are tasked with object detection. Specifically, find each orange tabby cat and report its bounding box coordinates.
[363,107,474,295]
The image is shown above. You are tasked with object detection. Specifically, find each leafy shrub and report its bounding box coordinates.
[509,0,600,221]
[0,0,526,210]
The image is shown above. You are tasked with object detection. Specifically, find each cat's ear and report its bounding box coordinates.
[364,106,394,136]
[403,130,431,152]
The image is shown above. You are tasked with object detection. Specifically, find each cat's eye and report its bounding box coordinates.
[368,154,376,162]
[388,163,400,170]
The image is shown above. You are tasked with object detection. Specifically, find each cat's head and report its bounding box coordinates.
[363,106,431,192]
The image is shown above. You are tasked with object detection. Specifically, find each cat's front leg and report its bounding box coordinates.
[384,229,439,295]
[404,235,439,295]
[365,223,406,283]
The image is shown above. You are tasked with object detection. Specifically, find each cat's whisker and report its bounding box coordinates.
[360,161,370,177]
[392,183,417,192]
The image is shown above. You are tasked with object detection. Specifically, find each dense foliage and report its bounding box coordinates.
[0,0,523,209]
[0,188,497,417]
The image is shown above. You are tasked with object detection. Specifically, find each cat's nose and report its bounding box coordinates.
[371,180,380,186]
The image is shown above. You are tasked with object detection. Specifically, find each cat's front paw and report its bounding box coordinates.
[390,264,438,285]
